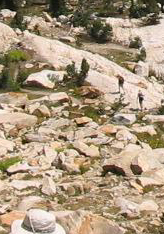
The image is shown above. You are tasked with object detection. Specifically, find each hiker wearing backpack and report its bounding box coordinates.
[138,90,144,111]
[117,75,125,94]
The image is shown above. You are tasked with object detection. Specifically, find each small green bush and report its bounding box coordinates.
[136,47,147,62]
[72,10,90,27]
[0,68,20,91]
[141,13,160,26]
[88,19,113,43]
[77,58,90,86]
[0,157,21,172]
[5,49,30,64]
[129,4,149,18]
[63,58,90,87]
[129,36,142,49]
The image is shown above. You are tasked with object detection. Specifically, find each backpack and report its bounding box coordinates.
[118,76,124,85]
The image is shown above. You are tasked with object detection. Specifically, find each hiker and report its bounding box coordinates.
[138,90,144,111]
[161,99,164,106]
[10,209,66,234]
[117,75,125,94]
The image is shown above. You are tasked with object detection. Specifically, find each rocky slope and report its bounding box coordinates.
[0,6,164,234]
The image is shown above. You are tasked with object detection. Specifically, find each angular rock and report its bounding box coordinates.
[116,129,137,143]
[6,162,31,175]
[49,92,69,103]
[0,113,37,129]
[142,168,164,184]
[0,138,15,151]
[74,128,99,140]
[0,210,25,227]
[44,145,57,163]
[73,141,100,157]
[0,204,10,215]
[60,36,76,43]
[25,102,40,115]
[41,177,56,196]
[99,124,117,134]
[131,124,157,136]
[42,11,53,23]
[136,177,162,187]
[42,118,71,130]
[0,92,28,107]
[114,198,140,219]
[143,115,164,123]
[131,150,162,175]
[139,200,159,213]
[32,104,51,118]
[153,148,164,164]
[0,9,16,20]
[112,114,136,125]
[102,151,135,176]
[75,117,92,125]
[103,148,161,176]
[78,86,103,99]
[18,196,49,211]
[58,15,69,23]
[10,180,41,190]
[24,133,51,143]
[110,141,125,154]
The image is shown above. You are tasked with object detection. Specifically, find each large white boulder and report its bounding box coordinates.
[0,22,17,52]
[0,9,16,20]
[24,70,65,89]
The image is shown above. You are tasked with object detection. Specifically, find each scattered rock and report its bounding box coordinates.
[41,177,56,196]
[0,113,37,130]
[73,141,100,157]
[113,114,136,125]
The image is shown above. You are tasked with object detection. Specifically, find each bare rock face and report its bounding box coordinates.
[54,210,125,234]
[21,31,163,110]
